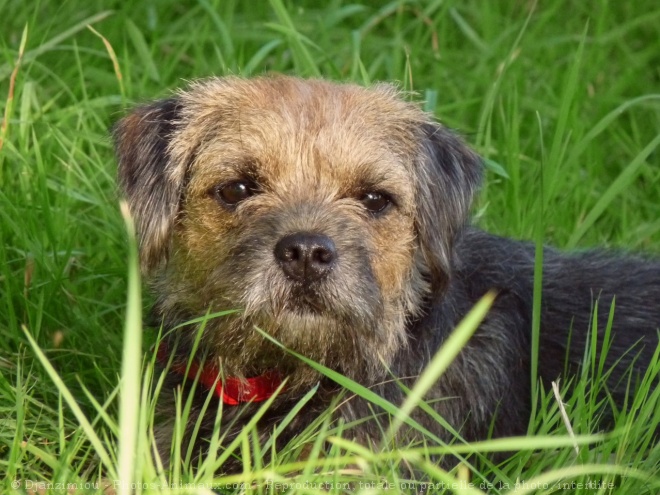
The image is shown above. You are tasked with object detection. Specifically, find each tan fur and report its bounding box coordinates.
[115,75,478,391]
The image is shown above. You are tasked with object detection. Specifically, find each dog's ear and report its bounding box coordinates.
[113,98,184,273]
[414,122,482,293]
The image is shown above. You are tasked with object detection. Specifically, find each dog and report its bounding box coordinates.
[113,75,659,470]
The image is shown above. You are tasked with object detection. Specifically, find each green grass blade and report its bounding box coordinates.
[0,11,113,80]
[116,201,142,495]
[23,326,117,479]
[125,19,160,83]
[567,133,660,248]
[384,292,495,443]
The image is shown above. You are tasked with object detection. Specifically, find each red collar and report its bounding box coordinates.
[156,343,283,406]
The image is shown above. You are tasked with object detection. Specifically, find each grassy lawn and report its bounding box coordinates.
[1,0,659,493]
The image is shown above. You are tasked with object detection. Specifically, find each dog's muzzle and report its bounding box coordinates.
[274,232,337,284]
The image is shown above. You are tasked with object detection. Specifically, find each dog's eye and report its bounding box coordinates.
[212,181,256,206]
[359,191,392,214]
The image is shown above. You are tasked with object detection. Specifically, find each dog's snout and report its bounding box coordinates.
[274,232,337,283]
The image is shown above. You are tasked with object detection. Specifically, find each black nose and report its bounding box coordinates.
[274,232,337,283]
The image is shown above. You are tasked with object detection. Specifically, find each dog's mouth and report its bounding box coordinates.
[287,299,326,316]
[276,289,330,317]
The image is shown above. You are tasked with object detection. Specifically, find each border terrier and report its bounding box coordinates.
[114,75,659,468]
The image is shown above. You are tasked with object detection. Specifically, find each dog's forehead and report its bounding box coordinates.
[176,77,425,193]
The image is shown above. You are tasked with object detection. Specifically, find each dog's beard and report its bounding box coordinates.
[191,254,410,387]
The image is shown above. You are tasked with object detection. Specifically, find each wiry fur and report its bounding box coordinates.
[114,75,659,470]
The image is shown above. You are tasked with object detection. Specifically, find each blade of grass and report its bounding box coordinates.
[567,133,660,248]
[125,19,160,83]
[565,94,660,168]
[529,111,546,432]
[0,11,114,80]
[254,327,446,444]
[87,25,125,99]
[384,291,496,444]
[267,0,321,76]
[117,200,142,495]
[0,24,27,176]
[543,23,588,203]
[6,352,25,483]
[23,326,117,479]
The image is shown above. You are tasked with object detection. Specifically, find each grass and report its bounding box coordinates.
[1,0,659,493]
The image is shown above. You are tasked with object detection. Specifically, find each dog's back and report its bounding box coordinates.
[410,228,660,440]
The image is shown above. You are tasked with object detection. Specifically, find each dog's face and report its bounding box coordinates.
[114,76,481,386]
